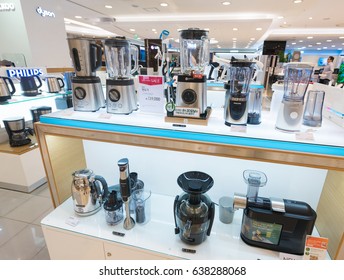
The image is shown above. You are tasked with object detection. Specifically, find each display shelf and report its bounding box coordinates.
[41,193,328,260]
[0,135,38,155]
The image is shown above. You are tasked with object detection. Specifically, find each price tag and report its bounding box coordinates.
[98,113,112,119]
[303,235,329,260]
[138,75,165,114]
[295,131,315,141]
[65,216,79,227]
[230,125,247,133]
[174,107,200,118]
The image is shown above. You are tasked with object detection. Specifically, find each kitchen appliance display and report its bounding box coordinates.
[20,75,43,96]
[67,38,105,112]
[275,63,313,132]
[71,169,109,216]
[44,76,65,93]
[103,37,139,114]
[174,28,210,118]
[234,169,317,255]
[0,76,16,102]
[2,116,34,147]
[224,57,256,126]
[174,171,215,245]
[30,106,52,123]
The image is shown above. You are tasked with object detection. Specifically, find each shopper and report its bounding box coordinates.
[319,56,335,85]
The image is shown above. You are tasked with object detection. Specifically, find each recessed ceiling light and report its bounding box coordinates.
[323,47,328,49]
[294,0,303,3]
[250,38,255,40]
[299,40,303,42]
[105,5,112,9]
[204,28,210,31]
[277,16,284,19]
[130,28,135,32]
[233,28,238,31]
[256,27,262,31]
[292,42,296,45]
[160,3,168,7]
[222,1,231,5]
[332,45,336,47]
[317,48,321,50]
[232,38,237,40]
[308,17,313,20]
[307,36,313,39]
[316,42,321,45]
[339,36,344,39]
[338,48,343,50]
[326,39,332,42]
[75,16,82,19]
[152,29,156,32]
[308,45,313,47]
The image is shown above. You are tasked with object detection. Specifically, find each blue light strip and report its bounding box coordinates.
[40,116,344,157]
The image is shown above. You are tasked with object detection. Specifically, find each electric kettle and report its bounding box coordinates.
[45,76,65,93]
[0,76,16,102]
[71,169,109,216]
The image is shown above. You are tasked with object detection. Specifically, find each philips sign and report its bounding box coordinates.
[6,68,44,78]
[0,3,15,11]
[36,6,55,18]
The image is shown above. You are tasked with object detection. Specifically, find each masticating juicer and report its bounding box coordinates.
[103,37,139,114]
[67,37,105,112]
[275,63,313,132]
[174,171,215,245]
[234,170,317,255]
[175,28,210,118]
[224,57,256,126]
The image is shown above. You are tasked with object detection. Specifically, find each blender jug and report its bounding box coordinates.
[275,63,313,132]
[247,85,263,125]
[303,90,325,127]
[179,28,209,75]
[103,37,139,79]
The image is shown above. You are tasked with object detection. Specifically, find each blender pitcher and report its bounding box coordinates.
[303,90,325,127]
[275,63,313,132]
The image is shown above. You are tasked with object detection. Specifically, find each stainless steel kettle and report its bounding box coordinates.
[71,169,109,216]
[0,76,16,102]
[45,76,65,93]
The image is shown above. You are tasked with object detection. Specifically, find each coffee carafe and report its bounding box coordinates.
[67,37,105,112]
[224,57,256,126]
[174,171,215,245]
[175,28,210,118]
[71,169,109,216]
[3,116,34,147]
[275,63,313,132]
[103,37,139,114]
[0,76,16,102]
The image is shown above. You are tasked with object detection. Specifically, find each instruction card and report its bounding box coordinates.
[138,75,165,114]
[303,235,329,260]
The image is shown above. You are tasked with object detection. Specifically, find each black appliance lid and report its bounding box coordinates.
[107,78,134,86]
[103,190,122,211]
[177,171,214,194]
[179,28,208,40]
[230,56,255,68]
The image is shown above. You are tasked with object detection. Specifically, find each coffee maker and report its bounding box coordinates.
[30,106,52,123]
[67,38,105,112]
[103,37,139,114]
[275,63,313,132]
[3,117,34,147]
[224,57,256,126]
[174,171,215,245]
[234,169,317,255]
[174,28,210,118]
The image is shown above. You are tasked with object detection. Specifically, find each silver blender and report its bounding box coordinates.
[103,37,139,114]
[275,63,313,132]
[224,57,256,126]
[175,28,210,118]
[67,38,105,112]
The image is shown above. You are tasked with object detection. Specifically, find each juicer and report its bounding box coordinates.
[103,37,139,114]
[275,63,313,132]
[174,28,210,118]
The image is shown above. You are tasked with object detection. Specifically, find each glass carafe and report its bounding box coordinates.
[179,28,209,74]
[103,37,139,79]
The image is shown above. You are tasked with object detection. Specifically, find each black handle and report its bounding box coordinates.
[72,48,81,71]
[57,77,65,88]
[90,43,102,72]
[206,202,215,236]
[94,175,109,199]
[34,75,43,89]
[173,195,180,234]
[4,77,16,95]
[26,127,34,136]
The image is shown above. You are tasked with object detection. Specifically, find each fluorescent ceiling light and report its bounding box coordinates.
[64,18,104,31]
[222,2,231,5]
[160,3,168,7]
[105,5,112,9]
[270,28,344,35]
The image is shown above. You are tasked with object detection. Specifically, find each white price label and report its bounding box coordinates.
[174,107,200,118]
[138,75,165,114]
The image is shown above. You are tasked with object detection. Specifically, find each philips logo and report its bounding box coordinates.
[36,6,55,18]
[6,68,44,78]
[0,3,15,11]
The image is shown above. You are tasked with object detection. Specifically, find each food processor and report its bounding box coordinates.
[174,28,210,118]
[224,57,256,126]
[275,63,313,132]
[103,37,139,114]
[67,38,105,112]
[173,171,215,245]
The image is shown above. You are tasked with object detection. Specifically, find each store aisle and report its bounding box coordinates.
[0,183,53,260]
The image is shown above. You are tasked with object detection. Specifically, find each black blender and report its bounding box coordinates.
[174,171,215,245]
[224,57,256,126]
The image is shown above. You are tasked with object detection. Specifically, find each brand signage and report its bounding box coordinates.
[36,6,55,18]
[0,3,15,11]
[6,68,44,78]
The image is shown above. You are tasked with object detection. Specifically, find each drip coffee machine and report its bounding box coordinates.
[67,38,105,112]
[174,171,215,245]
[3,117,34,147]
[275,63,313,132]
[174,28,210,118]
[103,37,139,114]
[224,57,256,126]
[30,106,52,123]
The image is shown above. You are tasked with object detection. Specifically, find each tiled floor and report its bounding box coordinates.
[0,183,54,260]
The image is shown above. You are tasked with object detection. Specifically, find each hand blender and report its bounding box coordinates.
[118,158,135,230]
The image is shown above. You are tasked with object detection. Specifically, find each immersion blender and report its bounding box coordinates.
[117,158,135,230]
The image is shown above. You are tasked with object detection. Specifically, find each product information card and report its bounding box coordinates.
[138,75,165,114]
[303,235,329,260]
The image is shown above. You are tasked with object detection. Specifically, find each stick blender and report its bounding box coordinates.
[118,158,135,230]
[275,63,313,132]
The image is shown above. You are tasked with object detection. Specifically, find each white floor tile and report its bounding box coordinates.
[31,183,51,198]
[0,224,46,260]
[0,194,30,217]
[32,207,54,226]
[5,195,54,223]
[32,246,51,260]
[0,217,27,246]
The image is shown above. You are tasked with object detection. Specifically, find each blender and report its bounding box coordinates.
[224,57,256,126]
[67,38,105,112]
[275,63,313,132]
[103,37,139,114]
[173,171,215,245]
[174,28,210,118]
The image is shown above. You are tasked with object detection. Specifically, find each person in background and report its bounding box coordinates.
[319,56,334,85]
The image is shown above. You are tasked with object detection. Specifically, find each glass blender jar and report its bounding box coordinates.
[275,63,313,132]
[103,37,139,114]
[175,28,210,118]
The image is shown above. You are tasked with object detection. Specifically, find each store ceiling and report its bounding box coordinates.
[60,0,344,53]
